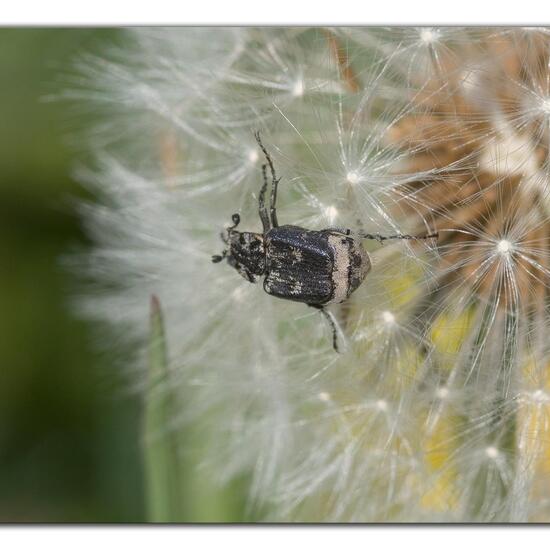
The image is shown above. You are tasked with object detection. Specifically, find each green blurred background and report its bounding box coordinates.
[0,29,248,523]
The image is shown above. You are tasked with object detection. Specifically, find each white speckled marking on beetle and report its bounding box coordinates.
[291,247,303,262]
[327,235,353,303]
[326,234,371,304]
[291,280,303,295]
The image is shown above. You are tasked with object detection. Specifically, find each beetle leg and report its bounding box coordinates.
[309,304,341,353]
[221,214,241,243]
[212,249,228,263]
[254,131,280,228]
[228,213,241,231]
[259,164,271,233]
[323,227,351,235]
[359,232,385,244]
[359,231,438,243]
[270,178,281,229]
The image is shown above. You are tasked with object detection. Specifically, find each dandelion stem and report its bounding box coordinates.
[144,294,183,522]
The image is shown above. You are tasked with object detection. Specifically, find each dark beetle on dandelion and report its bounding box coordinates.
[213,132,438,351]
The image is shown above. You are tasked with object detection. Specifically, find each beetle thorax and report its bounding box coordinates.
[227,231,266,283]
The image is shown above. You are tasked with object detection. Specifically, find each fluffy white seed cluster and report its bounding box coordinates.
[74,28,550,521]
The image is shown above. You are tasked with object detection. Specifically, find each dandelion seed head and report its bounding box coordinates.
[419,28,439,45]
[496,239,513,256]
[346,171,360,185]
[247,149,259,164]
[485,446,500,459]
[381,310,396,325]
[436,387,449,399]
[74,27,550,523]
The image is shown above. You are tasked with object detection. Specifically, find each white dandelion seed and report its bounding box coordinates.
[496,239,513,255]
[419,28,440,45]
[346,171,359,185]
[381,310,396,325]
[485,446,499,459]
[436,387,450,400]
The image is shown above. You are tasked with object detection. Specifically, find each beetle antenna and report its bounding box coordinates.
[258,164,271,233]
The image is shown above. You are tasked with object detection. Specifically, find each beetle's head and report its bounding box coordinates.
[212,213,266,283]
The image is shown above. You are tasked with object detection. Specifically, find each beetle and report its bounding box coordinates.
[212,132,438,352]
